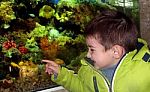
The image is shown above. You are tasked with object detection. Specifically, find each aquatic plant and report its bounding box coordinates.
[2,47,20,58]
[54,0,77,23]
[21,51,42,63]
[48,28,60,40]
[18,46,28,54]
[66,51,87,71]
[1,40,20,59]
[29,23,49,37]
[73,34,85,44]
[55,10,73,22]
[0,1,16,23]
[72,3,94,31]
[39,37,49,51]
[40,37,59,60]
[25,37,39,52]
[0,36,8,45]
[57,0,78,8]
[10,31,30,44]
[55,35,72,46]
[39,5,55,19]
[24,37,42,63]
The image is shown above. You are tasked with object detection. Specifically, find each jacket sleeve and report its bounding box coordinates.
[51,67,84,92]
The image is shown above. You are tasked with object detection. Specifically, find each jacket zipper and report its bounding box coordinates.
[98,72,111,92]
[93,76,100,92]
[85,54,127,92]
[110,54,127,92]
[85,61,111,92]
[93,71,111,92]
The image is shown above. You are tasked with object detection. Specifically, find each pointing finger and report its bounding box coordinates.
[42,60,58,66]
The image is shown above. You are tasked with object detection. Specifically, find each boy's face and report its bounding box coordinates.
[86,36,116,69]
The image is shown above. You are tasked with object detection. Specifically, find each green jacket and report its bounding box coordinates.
[51,39,150,92]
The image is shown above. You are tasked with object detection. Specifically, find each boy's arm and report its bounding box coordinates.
[42,60,84,92]
[51,67,84,92]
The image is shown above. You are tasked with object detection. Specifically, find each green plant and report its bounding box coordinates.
[29,23,48,38]
[39,5,55,19]
[25,37,39,52]
[0,1,16,23]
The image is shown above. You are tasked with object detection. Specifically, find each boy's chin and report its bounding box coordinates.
[94,64,100,69]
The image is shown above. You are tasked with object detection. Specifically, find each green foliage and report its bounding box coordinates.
[57,36,72,46]
[21,51,42,63]
[39,5,55,19]
[29,23,49,38]
[0,36,8,44]
[48,29,74,46]
[67,51,87,69]
[57,0,78,8]
[2,47,20,58]
[0,1,16,23]
[55,11,73,22]
[25,37,40,52]
[73,34,85,44]
[10,32,30,44]
[57,46,78,65]
[48,28,60,40]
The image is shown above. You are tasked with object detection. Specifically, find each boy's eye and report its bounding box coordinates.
[90,49,95,52]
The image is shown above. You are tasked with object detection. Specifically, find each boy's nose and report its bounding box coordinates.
[86,51,91,58]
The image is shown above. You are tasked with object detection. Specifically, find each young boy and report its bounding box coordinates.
[42,9,150,92]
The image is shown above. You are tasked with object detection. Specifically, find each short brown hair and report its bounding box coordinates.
[84,9,138,52]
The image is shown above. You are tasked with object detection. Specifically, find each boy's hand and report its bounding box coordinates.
[42,60,60,75]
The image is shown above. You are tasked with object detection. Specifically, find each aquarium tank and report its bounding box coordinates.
[0,0,139,91]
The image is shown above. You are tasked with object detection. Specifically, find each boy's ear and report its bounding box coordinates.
[111,45,125,59]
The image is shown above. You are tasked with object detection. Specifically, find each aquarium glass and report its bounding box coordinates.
[0,0,139,91]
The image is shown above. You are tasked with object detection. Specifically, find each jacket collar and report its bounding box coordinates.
[132,38,149,62]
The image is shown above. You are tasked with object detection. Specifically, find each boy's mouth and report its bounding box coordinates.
[84,57,95,66]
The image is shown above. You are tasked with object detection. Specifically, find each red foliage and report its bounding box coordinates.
[2,40,16,50]
[18,46,28,54]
